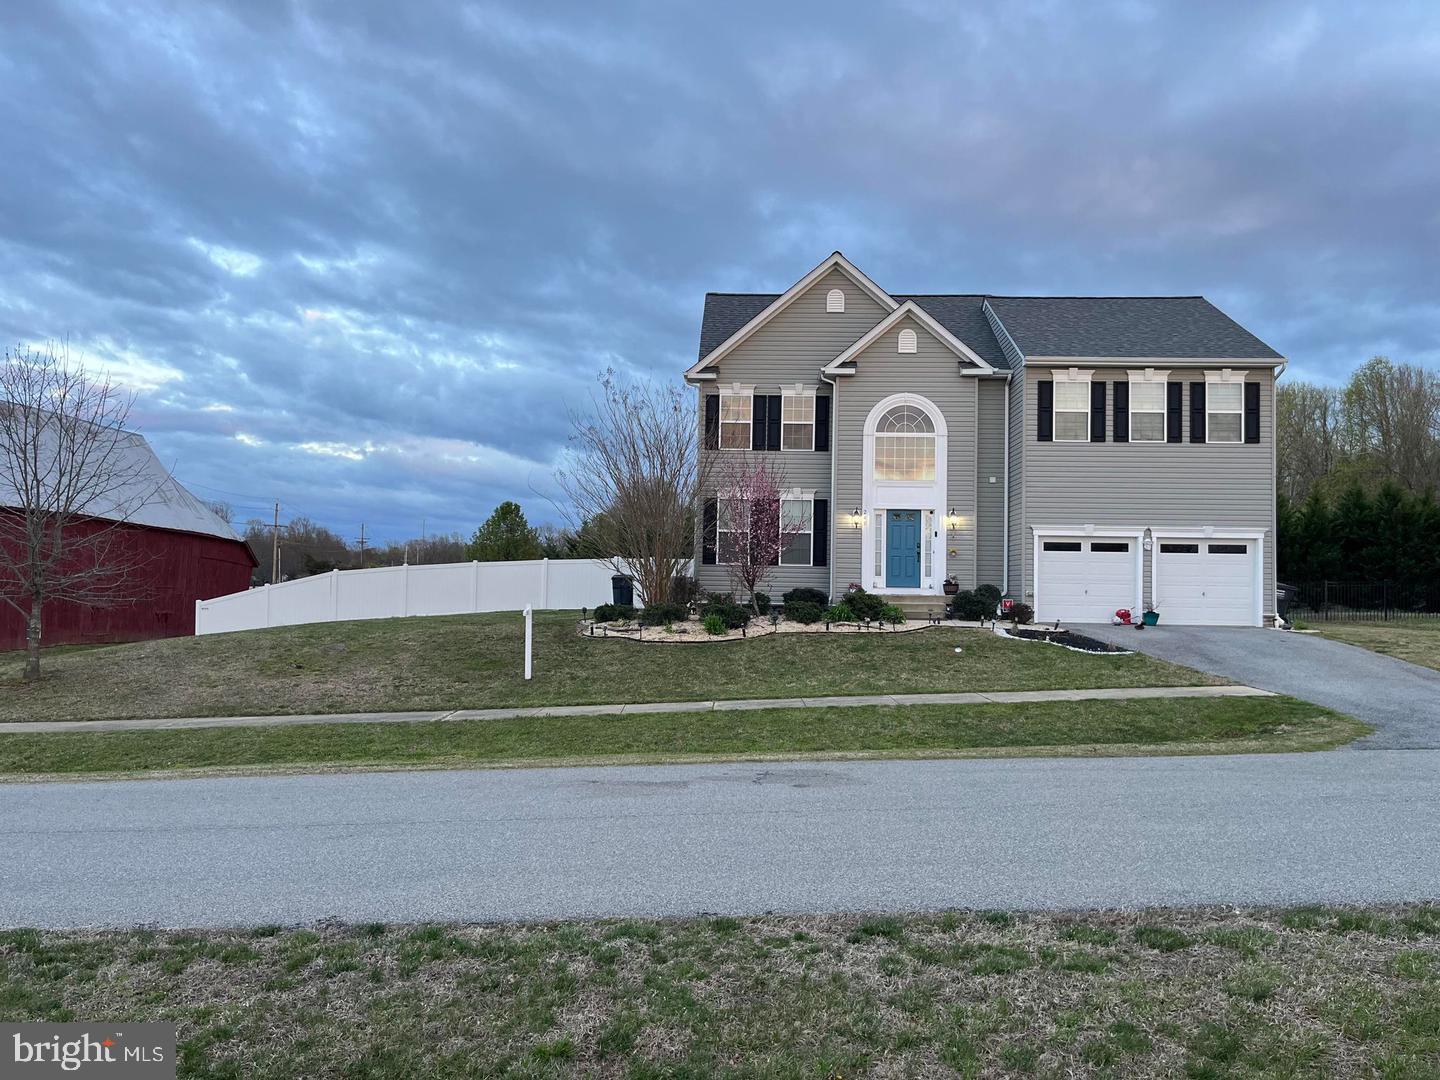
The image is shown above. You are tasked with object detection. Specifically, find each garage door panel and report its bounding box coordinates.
[1155,538,1257,626]
[1036,537,1137,623]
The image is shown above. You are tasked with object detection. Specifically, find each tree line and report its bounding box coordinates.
[1278,357,1440,586]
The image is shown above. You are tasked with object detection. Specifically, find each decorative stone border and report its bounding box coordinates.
[578,617,993,644]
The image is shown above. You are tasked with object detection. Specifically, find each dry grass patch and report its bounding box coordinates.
[1315,621,1440,672]
[3,906,1439,1077]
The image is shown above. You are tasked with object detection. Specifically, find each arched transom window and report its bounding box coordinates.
[874,404,936,480]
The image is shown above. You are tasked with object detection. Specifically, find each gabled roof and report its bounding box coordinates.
[684,252,896,378]
[983,296,1283,360]
[822,301,996,375]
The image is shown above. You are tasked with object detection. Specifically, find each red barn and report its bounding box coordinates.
[0,432,256,650]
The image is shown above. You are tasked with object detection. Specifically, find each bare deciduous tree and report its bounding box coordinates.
[713,454,808,614]
[556,371,707,607]
[1277,382,1345,502]
[0,344,158,680]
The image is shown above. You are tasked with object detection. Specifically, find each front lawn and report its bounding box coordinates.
[1315,621,1440,672]
[0,611,1218,722]
[0,696,1364,779]
[4,905,1439,1077]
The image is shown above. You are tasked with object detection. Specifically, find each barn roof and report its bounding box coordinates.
[0,419,243,543]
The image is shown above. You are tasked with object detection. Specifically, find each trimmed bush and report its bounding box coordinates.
[701,593,751,629]
[638,602,688,627]
[782,587,829,607]
[753,591,771,615]
[976,583,1002,609]
[949,590,992,621]
[842,587,887,622]
[702,613,727,636]
[784,600,823,624]
[592,603,637,623]
[1009,602,1034,625]
[879,603,906,625]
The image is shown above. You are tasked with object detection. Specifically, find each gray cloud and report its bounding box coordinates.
[1,0,1436,540]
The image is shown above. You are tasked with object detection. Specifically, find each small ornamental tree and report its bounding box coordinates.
[466,500,543,561]
[713,455,809,615]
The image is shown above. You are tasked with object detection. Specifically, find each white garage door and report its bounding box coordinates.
[1154,539,1258,626]
[1036,537,1139,623]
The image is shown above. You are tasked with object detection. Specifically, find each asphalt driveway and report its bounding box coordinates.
[2,752,1439,927]
[1082,624,1440,749]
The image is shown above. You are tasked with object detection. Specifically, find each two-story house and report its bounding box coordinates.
[685,252,1284,626]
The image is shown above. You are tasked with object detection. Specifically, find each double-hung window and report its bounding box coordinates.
[1053,379,1090,441]
[719,393,751,449]
[780,496,812,565]
[1128,374,1167,442]
[715,501,741,563]
[781,393,815,450]
[1207,379,1244,443]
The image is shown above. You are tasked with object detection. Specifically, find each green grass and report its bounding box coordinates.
[3,906,1439,1077]
[1315,621,1440,672]
[0,696,1366,778]
[0,610,1219,722]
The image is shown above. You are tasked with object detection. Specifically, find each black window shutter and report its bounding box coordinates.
[752,394,767,451]
[704,395,719,451]
[1166,382,1183,443]
[814,395,831,451]
[1037,381,1053,442]
[1244,382,1261,443]
[1090,381,1106,442]
[1112,382,1129,442]
[767,395,782,451]
[701,499,717,565]
[812,499,828,566]
[1190,382,1206,443]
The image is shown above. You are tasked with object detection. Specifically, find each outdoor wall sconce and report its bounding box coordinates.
[847,507,865,529]
[944,507,965,531]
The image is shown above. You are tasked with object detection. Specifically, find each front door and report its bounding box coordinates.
[885,510,921,588]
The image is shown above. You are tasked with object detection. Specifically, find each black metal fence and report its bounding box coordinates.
[1286,581,1440,622]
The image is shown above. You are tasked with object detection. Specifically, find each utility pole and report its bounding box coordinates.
[270,501,281,584]
[356,523,368,569]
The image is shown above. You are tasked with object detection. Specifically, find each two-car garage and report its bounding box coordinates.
[1034,529,1262,626]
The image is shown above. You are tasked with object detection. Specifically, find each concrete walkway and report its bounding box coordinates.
[0,684,1270,735]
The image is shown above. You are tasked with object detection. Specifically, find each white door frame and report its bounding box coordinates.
[861,393,948,594]
[1149,527,1265,627]
[1031,526,1145,621]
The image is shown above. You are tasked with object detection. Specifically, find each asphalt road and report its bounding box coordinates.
[1081,624,1440,749]
[4,752,1438,927]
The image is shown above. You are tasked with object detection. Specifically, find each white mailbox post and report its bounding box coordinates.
[523,604,533,680]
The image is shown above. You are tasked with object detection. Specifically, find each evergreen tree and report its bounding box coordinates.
[466,501,543,561]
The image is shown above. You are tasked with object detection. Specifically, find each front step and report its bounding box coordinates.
[876,594,951,623]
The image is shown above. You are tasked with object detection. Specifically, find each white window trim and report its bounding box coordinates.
[718,383,754,452]
[825,288,845,313]
[1050,368,1092,443]
[1127,368,1169,443]
[1205,369,1245,444]
[860,394,949,594]
[780,384,817,452]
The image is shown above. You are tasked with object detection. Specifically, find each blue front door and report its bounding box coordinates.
[886,510,922,588]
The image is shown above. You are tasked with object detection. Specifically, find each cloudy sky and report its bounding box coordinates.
[2,1,1437,542]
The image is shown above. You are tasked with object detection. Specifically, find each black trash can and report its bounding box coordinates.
[1276,582,1295,620]
[611,575,634,607]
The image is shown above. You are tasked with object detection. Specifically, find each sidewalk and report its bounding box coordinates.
[0,685,1271,735]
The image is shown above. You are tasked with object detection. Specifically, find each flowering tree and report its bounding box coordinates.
[713,454,809,614]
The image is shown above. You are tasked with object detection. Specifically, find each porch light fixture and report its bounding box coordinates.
[848,507,865,529]
[944,507,964,531]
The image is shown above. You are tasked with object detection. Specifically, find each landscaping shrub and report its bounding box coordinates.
[842,587,887,621]
[670,575,700,608]
[879,603,906,625]
[784,600,823,624]
[823,603,855,622]
[949,590,991,621]
[782,587,829,607]
[976,583,1002,609]
[702,613,727,636]
[638,602,688,626]
[700,593,751,629]
[592,603,637,623]
[752,592,771,615]
[1009,602,1034,625]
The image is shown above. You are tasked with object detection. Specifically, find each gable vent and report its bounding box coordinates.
[825,288,845,313]
[897,328,917,354]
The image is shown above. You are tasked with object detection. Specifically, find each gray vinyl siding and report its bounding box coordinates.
[694,267,887,600]
[1021,365,1278,613]
[832,314,979,591]
[975,377,1007,590]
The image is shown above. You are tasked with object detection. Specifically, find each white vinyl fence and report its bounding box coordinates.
[195,559,630,636]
